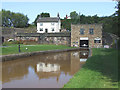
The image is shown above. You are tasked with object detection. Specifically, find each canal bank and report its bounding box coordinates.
[64,48,118,88]
[1,48,89,62]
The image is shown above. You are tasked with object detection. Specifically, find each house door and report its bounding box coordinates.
[80,40,89,48]
[45,29,48,33]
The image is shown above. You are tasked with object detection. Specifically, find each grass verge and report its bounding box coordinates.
[1,44,75,55]
[64,48,119,88]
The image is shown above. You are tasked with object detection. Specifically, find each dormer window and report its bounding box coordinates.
[40,23,43,26]
[51,23,54,26]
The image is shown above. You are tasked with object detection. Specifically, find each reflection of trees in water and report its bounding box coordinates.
[2,60,29,83]
[2,50,89,84]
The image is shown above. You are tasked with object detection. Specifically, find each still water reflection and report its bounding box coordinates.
[2,50,89,88]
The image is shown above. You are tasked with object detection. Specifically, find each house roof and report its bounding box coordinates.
[37,17,60,22]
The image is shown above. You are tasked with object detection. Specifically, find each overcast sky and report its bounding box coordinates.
[1,0,117,24]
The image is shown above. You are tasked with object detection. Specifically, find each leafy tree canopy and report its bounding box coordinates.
[61,4,119,36]
[115,1,120,37]
[70,11,79,19]
[34,12,50,26]
[41,12,50,17]
[1,9,29,28]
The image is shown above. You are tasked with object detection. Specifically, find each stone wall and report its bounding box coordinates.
[39,37,70,45]
[15,33,71,46]
[71,24,103,48]
[2,27,36,41]
[16,37,38,42]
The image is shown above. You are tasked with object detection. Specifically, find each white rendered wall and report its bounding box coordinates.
[58,20,61,30]
[37,21,61,33]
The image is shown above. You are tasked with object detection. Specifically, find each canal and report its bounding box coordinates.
[2,49,89,88]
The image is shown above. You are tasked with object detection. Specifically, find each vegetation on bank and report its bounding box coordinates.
[1,1,119,37]
[64,48,119,88]
[1,44,75,55]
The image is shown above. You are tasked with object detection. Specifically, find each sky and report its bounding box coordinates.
[1,1,117,24]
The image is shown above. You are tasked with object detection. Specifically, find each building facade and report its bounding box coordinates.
[71,24,103,48]
[37,17,61,33]
[15,24,103,48]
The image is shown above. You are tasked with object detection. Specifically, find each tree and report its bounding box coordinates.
[34,15,40,26]
[61,19,71,30]
[41,12,50,17]
[115,1,120,37]
[2,9,11,27]
[34,12,50,26]
[70,11,81,24]
[92,14,99,23]
[70,11,78,19]
[1,9,29,28]
[62,11,117,34]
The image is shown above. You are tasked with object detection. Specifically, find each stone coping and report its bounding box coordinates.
[0,48,89,62]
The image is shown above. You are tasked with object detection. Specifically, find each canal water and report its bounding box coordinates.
[2,50,89,88]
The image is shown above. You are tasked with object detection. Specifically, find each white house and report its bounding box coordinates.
[36,15,61,33]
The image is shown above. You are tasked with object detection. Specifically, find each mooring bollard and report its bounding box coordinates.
[19,44,21,52]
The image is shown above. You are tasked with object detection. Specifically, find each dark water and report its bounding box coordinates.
[2,50,89,88]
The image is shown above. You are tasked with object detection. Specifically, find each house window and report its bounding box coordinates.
[51,23,54,25]
[80,28,85,35]
[89,28,94,35]
[40,28,43,31]
[40,23,43,26]
[51,28,54,31]
[94,38,101,43]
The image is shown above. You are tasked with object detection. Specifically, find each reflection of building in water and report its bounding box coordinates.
[80,50,89,62]
[2,50,89,85]
[33,52,71,81]
[70,51,88,75]
[37,62,60,72]
[73,52,79,58]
